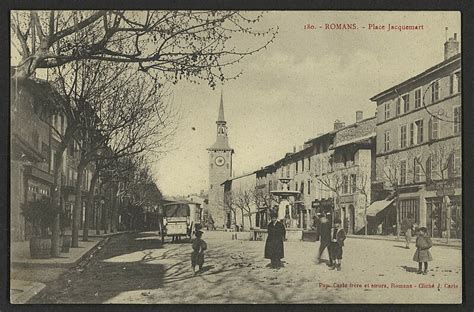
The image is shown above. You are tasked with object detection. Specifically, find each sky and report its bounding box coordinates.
[10,11,461,197]
[152,11,461,197]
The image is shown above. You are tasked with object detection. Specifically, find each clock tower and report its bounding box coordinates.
[207,91,234,229]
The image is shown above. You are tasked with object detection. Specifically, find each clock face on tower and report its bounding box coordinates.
[215,156,225,167]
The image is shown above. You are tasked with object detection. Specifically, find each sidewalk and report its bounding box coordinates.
[347,234,461,248]
[10,230,131,304]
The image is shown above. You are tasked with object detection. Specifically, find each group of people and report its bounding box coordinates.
[189,211,433,275]
[264,211,347,270]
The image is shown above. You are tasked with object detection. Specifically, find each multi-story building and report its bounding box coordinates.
[307,113,376,234]
[252,111,376,234]
[10,78,61,241]
[370,33,461,239]
[11,77,113,241]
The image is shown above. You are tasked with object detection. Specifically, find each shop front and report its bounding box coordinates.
[425,195,461,239]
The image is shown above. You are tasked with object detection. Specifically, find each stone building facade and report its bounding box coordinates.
[370,33,461,238]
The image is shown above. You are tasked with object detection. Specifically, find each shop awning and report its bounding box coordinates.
[366,199,394,217]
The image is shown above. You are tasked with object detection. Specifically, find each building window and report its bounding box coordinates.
[300,182,304,194]
[453,150,462,177]
[301,159,305,172]
[456,72,461,93]
[431,80,439,102]
[414,156,422,183]
[32,130,39,150]
[384,102,391,120]
[428,117,439,141]
[51,150,56,173]
[400,125,407,148]
[269,181,272,191]
[342,175,349,194]
[400,160,407,185]
[431,153,440,180]
[307,157,311,171]
[296,161,299,174]
[350,174,357,193]
[402,94,410,113]
[450,72,460,94]
[396,98,401,116]
[453,106,461,135]
[60,115,64,135]
[384,130,390,152]
[410,123,414,145]
[307,180,311,195]
[414,88,422,108]
[415,119,424,144]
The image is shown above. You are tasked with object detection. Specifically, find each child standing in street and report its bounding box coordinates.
[329,218,346,271]
[413,227,433,275]
[191,230,207,274]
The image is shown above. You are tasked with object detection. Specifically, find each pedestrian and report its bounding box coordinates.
[191,230,207,274]
[264,211,286,268]
[329,218,346,271]
[317,214,332,265]
[413,227,433,275]
[401,213,416,249]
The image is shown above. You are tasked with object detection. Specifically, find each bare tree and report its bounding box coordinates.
[48,57,176,247]
[412,140,461,240]
[232,188,258,230]
[11,11,278,84]
[315,172,344,226]
[351,167,371,235]
[376,154,403,237]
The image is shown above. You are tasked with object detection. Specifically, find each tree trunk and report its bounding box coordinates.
[50,145,67,257]
[111,183,118,233]
[83,172,99,241]
[72,163,86,247]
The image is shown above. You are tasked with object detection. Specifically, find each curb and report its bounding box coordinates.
[10,240,103,269]
[11,231,130,269]
[346,235,461,249]
[10,280,46,304]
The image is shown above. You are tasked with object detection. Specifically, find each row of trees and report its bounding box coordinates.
[11,10,277,256]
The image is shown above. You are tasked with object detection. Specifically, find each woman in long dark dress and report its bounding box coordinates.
[264,211,286,268]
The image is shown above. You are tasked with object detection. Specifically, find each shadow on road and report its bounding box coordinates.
[393,245,409,249]
[401,265,419,273]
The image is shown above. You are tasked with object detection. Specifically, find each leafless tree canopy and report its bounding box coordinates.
[11,11,278,87]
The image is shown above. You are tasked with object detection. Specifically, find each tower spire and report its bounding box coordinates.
[217,89,225,122]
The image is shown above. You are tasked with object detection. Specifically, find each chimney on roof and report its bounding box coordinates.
[293,146,296,153]
[333,119,345,130]
[356,110,363,123]
[444,31,459,60]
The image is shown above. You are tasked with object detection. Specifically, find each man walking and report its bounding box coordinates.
[317,213,332,265]
[401,213,416,249]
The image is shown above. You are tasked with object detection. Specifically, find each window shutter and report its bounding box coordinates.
[447,153,454,179]
[426,157,432,183]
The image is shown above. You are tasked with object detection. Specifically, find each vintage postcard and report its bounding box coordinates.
[9,10,462,304]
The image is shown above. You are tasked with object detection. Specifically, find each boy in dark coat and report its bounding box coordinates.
[413,227,433,275]
[317,214,333,265]
[191,230,207,274]
[329,218,346,271]
[264,211,286,268]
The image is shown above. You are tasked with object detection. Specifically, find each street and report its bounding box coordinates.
[31,231,461,304]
